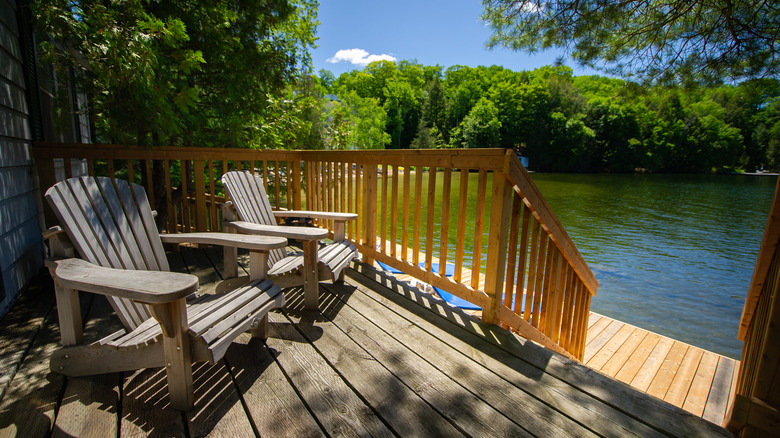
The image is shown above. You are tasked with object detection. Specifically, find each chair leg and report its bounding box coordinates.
[250,314,269,339]
[152,300,194,411]
[302,240,319,310]
[224,245,238,279]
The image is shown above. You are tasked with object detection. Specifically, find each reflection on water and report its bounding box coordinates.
[531,173,777,358]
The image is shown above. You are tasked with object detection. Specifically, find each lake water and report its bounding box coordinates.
[530,173,777,359]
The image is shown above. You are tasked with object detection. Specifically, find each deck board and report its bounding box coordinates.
[0,247,733,437]
[583,314,739,425]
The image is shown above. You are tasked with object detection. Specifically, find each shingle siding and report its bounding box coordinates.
[0,0,42,317]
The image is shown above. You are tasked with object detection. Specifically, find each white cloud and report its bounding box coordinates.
[327,48,397,66]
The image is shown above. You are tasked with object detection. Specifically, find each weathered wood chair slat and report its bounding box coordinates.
[44,176,287,410]
[221,171,359,310]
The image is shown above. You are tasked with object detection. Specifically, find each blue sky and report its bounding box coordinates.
[311,0,602,78]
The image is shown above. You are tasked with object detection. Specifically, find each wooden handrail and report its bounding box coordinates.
[32,142,598,359]
[506,153,599,295]
[725,177,780,434]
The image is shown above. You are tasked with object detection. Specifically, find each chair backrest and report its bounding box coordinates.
[45,176,170,330]
[222,171,286,266]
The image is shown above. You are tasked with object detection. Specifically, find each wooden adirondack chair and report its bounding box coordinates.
[221,170,358,309]
[43,176,288,410]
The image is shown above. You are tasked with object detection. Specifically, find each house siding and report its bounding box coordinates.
[0,0,42,316]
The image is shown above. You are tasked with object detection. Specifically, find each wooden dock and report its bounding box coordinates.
[0,246,730,437]
[583,313,739,425]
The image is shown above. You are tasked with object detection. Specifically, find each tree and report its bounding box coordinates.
[482,0,780,84]
[318,69,336,93]
[334,91,391,149]
[383,79,421,149]
[34,0,318,147]
[457,97,502,148]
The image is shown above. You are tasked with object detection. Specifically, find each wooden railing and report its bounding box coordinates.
[725,177,780,435]
[32,142,598,360]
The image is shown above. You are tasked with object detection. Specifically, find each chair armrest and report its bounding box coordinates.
[223,221,329,241]
[159,232,287,250]
[273,210,358,221]
[43,225,66,240]
[52,258,199,304]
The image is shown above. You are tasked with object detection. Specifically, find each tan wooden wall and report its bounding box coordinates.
[726,177,780,436]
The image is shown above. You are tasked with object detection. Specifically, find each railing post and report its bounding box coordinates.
[363,163,378,265]
[483,151,514,325]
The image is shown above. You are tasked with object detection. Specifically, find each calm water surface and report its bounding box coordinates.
[530,173,777,358]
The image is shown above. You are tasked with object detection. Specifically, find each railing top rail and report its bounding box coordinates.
[32,142,508,171]
[739,177,780,340]
[299,148,507,170]
[506,153,599,295]
[31,142,306,161]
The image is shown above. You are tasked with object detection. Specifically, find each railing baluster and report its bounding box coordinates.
[516,205,531,315]
[363,163,377,264]
[524,217,541,322]
[402,166,411,262]
[274,161,280,210]
[425,167,436,272]
[471,169,488,290]
[380,164,388,254]
[164,160,175,233]
[549,250,565,337]
[355,163,362,246]
[571,279,587,359]
[413,166,423,266]
[539,239,556,332]
[182,160,191,232]
[208,161,217,231]
[347,162,354,238]
[341,162,347,213]
[391,165,398,258]
[127,159,134,183]
[194,160,206,232]
[144,160,154,211]
[531,234,549,328]
[454,168,469,283]
[505,193,522,311]
[559,267,576,347]
[439,168,451,277]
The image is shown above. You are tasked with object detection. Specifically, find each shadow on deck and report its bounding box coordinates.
[0,247,730,437]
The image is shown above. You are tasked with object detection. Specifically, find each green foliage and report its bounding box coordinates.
[458,97,502,149]
[35,0,319,148]
[332,59,780,173]
[482,0,780,85]
[334,91,391,149]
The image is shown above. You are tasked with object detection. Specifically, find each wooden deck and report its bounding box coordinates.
[0,246,731,437]
[377,254,740,426]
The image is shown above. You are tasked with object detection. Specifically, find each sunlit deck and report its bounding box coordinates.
[0,246,730,437]
[378,251,740,425]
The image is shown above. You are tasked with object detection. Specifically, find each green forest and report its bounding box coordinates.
[305,61,780,173]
